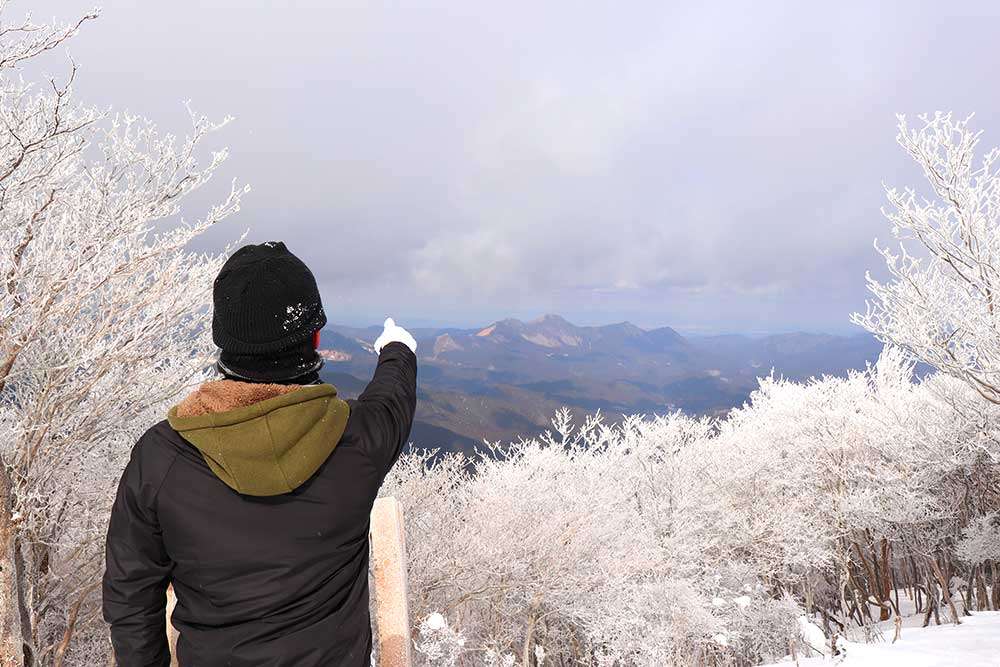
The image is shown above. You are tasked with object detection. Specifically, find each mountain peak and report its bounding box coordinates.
[530,313,572,326]
[476,317,526,340]
[604,321,645,334]
[466,315,692,352]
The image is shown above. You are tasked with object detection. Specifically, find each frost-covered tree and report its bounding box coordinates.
[414,612,466,667]
[385,346,1000,665]
[386,410,811,665]
[957,514,1000,566]
[853,113,1000,413]
[956,514,1000,611]
[0,4,246,664]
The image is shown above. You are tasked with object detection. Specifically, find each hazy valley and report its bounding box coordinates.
[319,314,885,453]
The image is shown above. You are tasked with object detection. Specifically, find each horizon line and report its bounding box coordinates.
[320,313,869,338]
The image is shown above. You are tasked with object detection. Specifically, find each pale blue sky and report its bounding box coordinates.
[30,1,1000,332]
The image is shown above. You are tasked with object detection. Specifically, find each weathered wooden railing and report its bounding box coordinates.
[165,496,412,667]
[369,496,413,667]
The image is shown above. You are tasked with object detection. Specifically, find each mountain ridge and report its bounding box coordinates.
[319,314,884,452]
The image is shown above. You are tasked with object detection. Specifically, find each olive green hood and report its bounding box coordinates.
[167,382,350,497]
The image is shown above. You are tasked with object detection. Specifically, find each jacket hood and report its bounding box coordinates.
[167,380,350,496]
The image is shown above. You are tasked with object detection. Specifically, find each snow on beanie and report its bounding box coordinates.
[212,241,327,383]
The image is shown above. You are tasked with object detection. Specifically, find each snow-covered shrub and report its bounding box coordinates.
[957,514,1000,565]
[414,613,466,666]
[722,594,801,664]
[386,411,800,664]
[854,113,1000,427]
[385,346,1000,665]
[482,650,517,667]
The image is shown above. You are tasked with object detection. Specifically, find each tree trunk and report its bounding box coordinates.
[965,566,976,610]
[521,603,538,667]
[853,541,890,621]
[880,540,896,616]
[991,561,1000,610]
[0,464,25,666]
[909,557,922,612]
[891,564,901,617]
[922,574,939,627]
[929,557,961,625]
[976,567,990,611]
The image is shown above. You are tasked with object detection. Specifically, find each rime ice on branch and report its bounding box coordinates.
[382,347,1000,665]
[854,113,1000,412]
[0,3,247,663]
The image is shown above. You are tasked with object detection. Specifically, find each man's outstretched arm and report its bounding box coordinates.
[102,438,174,667]
[354,318,418,477]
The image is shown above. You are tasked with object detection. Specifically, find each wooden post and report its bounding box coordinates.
[370,496,413,667]
[166,584,179,667]
[163,497,412,667]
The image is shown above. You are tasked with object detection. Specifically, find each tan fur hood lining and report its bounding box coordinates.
[175,379,304,418]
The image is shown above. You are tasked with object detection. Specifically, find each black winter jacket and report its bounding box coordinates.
[102,342,417,666]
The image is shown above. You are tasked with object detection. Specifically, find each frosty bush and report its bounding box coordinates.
[414,613,466,666]
[957,514,1000,566]
[384,347,1000,665]
[723,595,801,664]
[855,113,1000,415]
[0,4,245,664]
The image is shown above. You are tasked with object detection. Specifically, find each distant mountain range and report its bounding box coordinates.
[318,315,885,453]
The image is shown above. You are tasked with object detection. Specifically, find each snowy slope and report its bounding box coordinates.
[764,611,1000,667]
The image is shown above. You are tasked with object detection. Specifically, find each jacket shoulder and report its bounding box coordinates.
[126,421,183,495]
[137,420,184,454]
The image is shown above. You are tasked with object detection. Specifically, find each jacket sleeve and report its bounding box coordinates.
[354,341,418,477]
[102,437,175,667]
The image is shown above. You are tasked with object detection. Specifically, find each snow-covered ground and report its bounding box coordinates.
[764,611,1000,667]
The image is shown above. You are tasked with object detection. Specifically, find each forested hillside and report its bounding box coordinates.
[383,348,1000,665]
[319,316,884,450]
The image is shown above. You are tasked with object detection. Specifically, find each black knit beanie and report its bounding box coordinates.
[212,241,327,383]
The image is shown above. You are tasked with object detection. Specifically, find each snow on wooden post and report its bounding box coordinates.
[370,496,413,667]
[163,498,412,667]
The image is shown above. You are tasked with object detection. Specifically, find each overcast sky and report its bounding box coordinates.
[31,1,1000,332]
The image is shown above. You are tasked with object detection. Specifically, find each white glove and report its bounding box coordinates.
[373,317,417,354]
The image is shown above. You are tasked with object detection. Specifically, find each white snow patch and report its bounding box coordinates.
[521,332,582,348]
[763,611,1000,667]
[797,616,828,656]
[282,302,309,330]
[424,612,446,631]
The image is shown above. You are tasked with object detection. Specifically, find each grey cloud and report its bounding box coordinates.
[31,0,1000,331]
